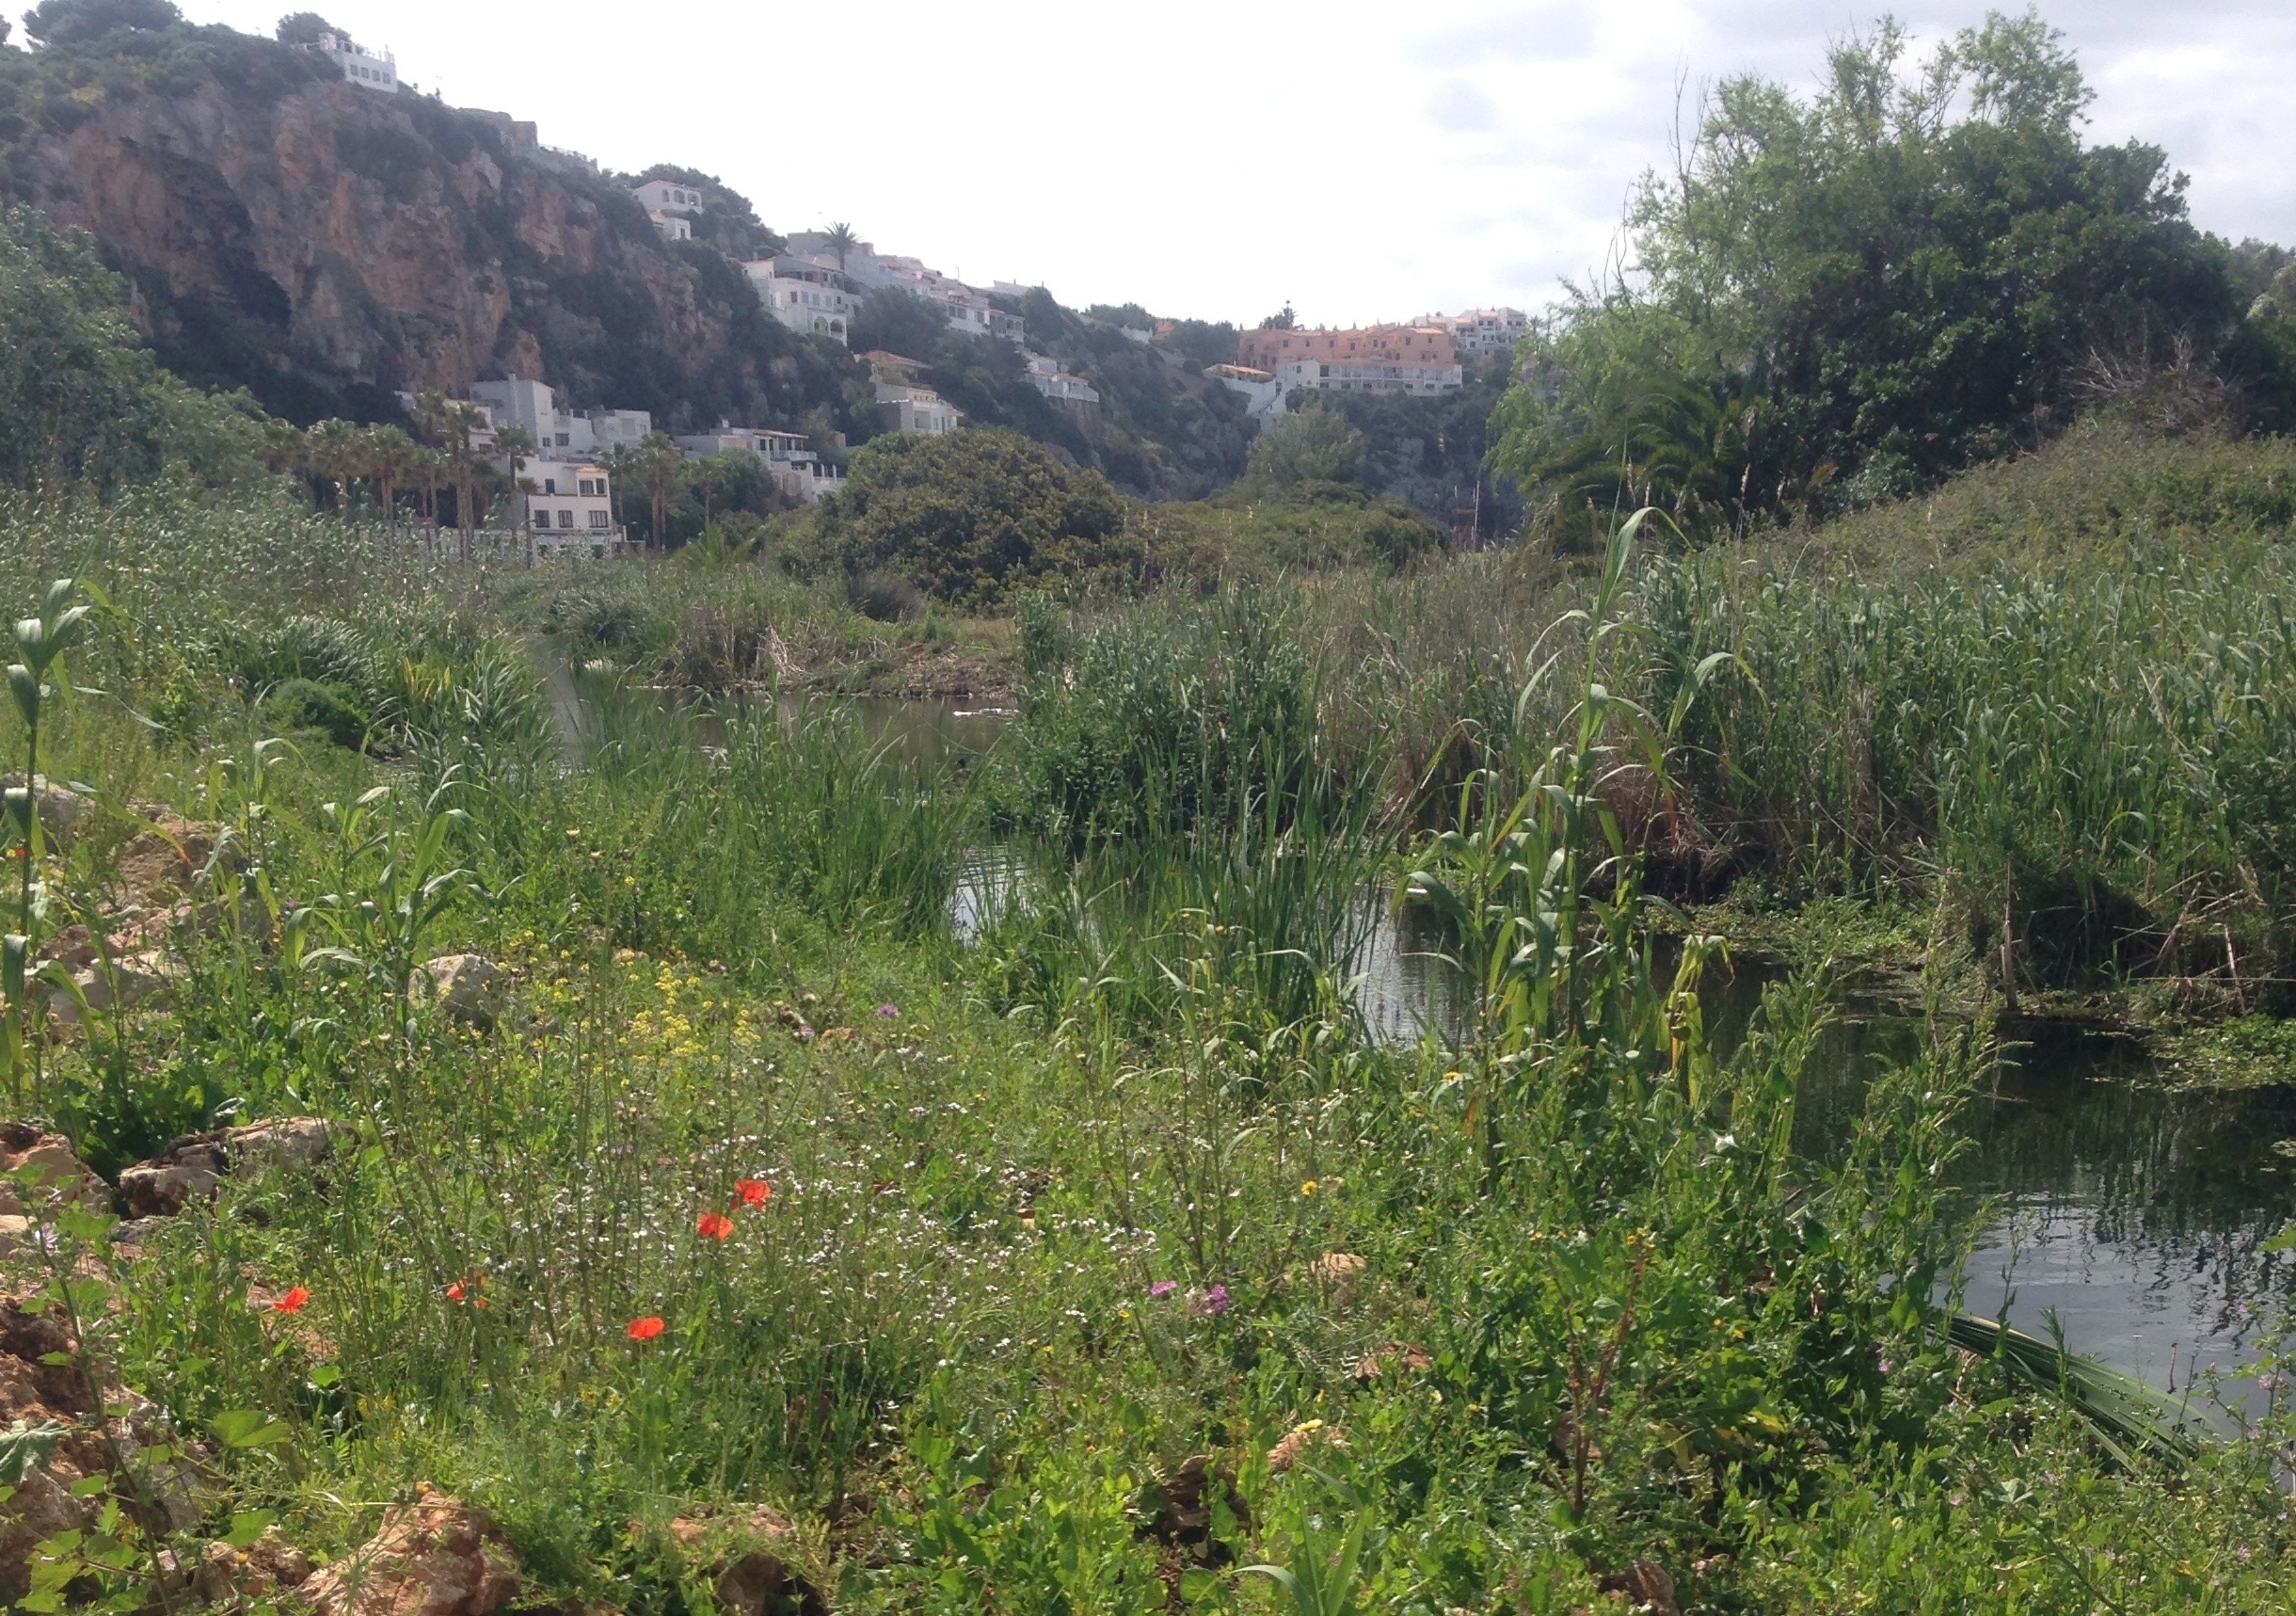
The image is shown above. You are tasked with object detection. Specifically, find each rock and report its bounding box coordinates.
[110,819,225,909]
[299,1493,519,1616]
[48,951,178,1024]
[117,1117,331,1219]
[0,1123,108,1217]
[1307,1250,1366,1303]
[193,1526,312,1604]
[1595,1562,1679,1615]
[1136,1454,1249,1565]
[667,1507,824,1616]
[1352,1340,1432,1381]
[0,775,92,840]
[1266,1419,1345,1475]
[416,954,505,1029]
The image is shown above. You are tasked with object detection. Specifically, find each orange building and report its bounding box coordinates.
[1236,324,1460,373]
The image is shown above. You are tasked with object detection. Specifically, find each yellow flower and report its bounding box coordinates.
[1300,1179,1318,1196]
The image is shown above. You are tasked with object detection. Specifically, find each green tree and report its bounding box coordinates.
[822,221,860,275]
[22,0,182,46]
[821,428,1130,607]
[1245,407,1364,489]
[1492,11,2256,528]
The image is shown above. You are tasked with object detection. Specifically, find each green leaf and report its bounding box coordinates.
[225,1511,278,1549]
[68,1475,109,1498]
[211,1409,294,1449]
[0,1421,67,1485]
[308,1363,343,1389]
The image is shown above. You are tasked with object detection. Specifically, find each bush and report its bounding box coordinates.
[820,428,1133,608]
[263,676,368,748]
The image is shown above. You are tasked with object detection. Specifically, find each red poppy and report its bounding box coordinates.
[627,1315,665,1341]
[273,1287,311,1315]
[734,1178,772,1208]
[697,1211,735,1240]
[445,1281,467,1302]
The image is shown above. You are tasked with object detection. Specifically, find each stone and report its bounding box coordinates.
[299,1494,519,1616]
[48,952,177,1024]
[667,1507,823,1616]
[193,1526,312,1604]
[416,954,505,1029]
[0,776,92,840]
[1595,1562,1679,1615]
[117,1117,331,1219]
[0,1122,108,1216]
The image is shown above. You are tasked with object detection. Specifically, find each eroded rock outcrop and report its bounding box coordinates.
[118,1116,331,1220]
[298,1492,520,1616]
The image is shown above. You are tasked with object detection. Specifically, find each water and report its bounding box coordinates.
[547,680,2296,1413]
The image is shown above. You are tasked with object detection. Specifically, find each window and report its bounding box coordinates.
[543,478,556,494]
[556,433,570,447]
[589,509,611,529]
[558,510,574,528]
[531,509,549,528]
[577,478,594,496]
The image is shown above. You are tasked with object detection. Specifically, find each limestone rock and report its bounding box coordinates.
[416,954,505,1029]
[118,1117,331,1220]
[0,775,91,840]
[48,951,178,1024]
[0,1123,108,1217]
[667,1507,823,1616]
[299,1494,519,1616]
[193,1526,312,1605]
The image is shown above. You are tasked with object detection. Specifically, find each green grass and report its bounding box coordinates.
[0,458,2293,1612]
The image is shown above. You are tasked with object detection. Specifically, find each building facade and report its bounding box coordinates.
[1420,308,1527,362]
[630,180,704,242]
[304,30,398,92]
[673,425,848,503]
[743,258,853,344]
[470,378,651,460]
[1025,353,1100,407]
[517,463,625,558]
[1233,325,1463,394]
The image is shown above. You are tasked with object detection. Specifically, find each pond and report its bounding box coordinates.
[549,679,2296,1418]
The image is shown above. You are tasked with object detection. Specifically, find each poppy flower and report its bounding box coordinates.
[446,1281,466,1302]
[697,1211,734,1240]
[734,1177,772,1208]
[273,1287,311,1314]
[627,1315,665,1340]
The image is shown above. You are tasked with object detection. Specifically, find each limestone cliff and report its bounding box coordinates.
[0,24,862,428]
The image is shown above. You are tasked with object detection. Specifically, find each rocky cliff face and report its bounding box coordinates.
[0,27,859,427]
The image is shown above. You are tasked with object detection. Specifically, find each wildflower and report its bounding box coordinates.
[445,1282,465,1302]
[1267,1418,1345,1473]
[1300,1178,1317,1195]
[627,1315,665,1341]
[1189,1284,1231,1317]
[875,1003,901,1018]
[697,1211,734,1240]
[734,1177,772,1208]
[273,1287,311,1315]
[1149,1280,1178,1299]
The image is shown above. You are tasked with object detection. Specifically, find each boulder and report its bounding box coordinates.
[0,1123,108,1218]
[193,1526,312,1605]
[416,954,505,1029]
[48,951,178,1024]
[667,1507,824,1616]
[299,1493,519,1616]
[0,776,92,840]
[118,1117,331,1220]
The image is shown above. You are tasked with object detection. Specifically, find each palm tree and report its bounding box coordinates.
[307,418,361,511]
[442,401,488,557]
[364,424,417,524]
[601,442,639,533]
[822,221,860,274]
[635,431,684,552]
[493,425,536,561]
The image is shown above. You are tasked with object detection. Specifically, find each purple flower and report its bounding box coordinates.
[1190,1284,1232,1317]
[1149,1280,1178,1299]
[875,1003,901,1018]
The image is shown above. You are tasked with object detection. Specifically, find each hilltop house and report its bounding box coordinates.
[743,257,853,344]
[630,180,704,242]
[1233,326,1462,396]
[865,353,962,435]
[301,30,398,93]
[1419,308,1527,362]
[780,232,1024,343]
[517,463,625,558]
[1025,354,1099,408]
[470,378,650,460]
[674,424,848,503]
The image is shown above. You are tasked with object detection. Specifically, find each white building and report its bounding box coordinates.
[304,31,398,93]
[630,180,704,242]
[742,257,853,344]
[875,383,961,435]
[470,377,652,461]
[1025,354,1099,407]
[517,463,625,559]
[1420,308,1527,362]
[1205,364,1288,431]
[673,424,847,504]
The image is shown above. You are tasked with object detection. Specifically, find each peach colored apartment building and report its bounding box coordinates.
[1233,325,1463,396]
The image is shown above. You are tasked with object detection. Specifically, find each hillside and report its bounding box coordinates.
[0,15,878,433]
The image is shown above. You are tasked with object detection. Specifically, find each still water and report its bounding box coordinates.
[550,680,2295,1414]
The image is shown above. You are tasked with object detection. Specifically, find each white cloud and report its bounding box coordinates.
[175,0,2296,327]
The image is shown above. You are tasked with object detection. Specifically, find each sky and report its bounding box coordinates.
[175,0,2296,329]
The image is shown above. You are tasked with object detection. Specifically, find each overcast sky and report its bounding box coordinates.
[175,0,2294,328]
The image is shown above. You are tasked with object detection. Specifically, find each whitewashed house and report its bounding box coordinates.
[630,180,704,242]
[674,424,847,504]
[304,30,398,92]
[743,257,853,344]
[518,463,625,558]
[1025,354,1099,407]
[470,378,651,461]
